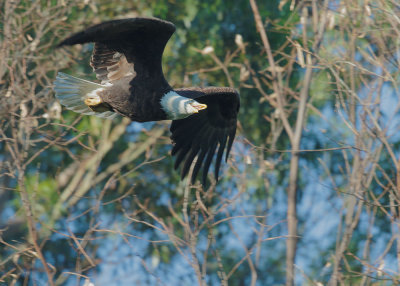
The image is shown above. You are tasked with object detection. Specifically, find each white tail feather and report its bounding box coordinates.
[54,72,117,119]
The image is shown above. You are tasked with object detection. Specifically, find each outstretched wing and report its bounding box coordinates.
[57,17,176,86]
[170,87,240,185]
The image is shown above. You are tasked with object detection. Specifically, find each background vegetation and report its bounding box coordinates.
[1,0,400,285]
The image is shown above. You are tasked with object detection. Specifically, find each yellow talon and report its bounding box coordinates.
[84,96,103,107]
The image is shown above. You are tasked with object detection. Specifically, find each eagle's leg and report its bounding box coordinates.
[85,95,112,113]
[84,95,102,106]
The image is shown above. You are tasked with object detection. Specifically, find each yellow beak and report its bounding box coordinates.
[191,103,207,112]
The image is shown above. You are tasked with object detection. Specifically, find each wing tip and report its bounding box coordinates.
[56,17,176,48]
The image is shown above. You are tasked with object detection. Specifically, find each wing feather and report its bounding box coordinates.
[214,130,228,180]
[192,147,208,184]
[181,125,214,179]
[226,128,237,162]
[57,17,176,90]
[90,43,135,83]
[181,143,201,179]
[202,141,219,185]
[171,116,208,155]
[170,88,240,185]
[174,143,192,170]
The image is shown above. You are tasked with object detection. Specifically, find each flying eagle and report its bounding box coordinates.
[54,17,240,185]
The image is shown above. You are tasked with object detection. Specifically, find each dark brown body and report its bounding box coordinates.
[98,74,170,122]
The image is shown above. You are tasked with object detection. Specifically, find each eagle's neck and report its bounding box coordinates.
[160,91,197,120]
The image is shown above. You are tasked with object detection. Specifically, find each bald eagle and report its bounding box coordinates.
[54,17,240,185]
